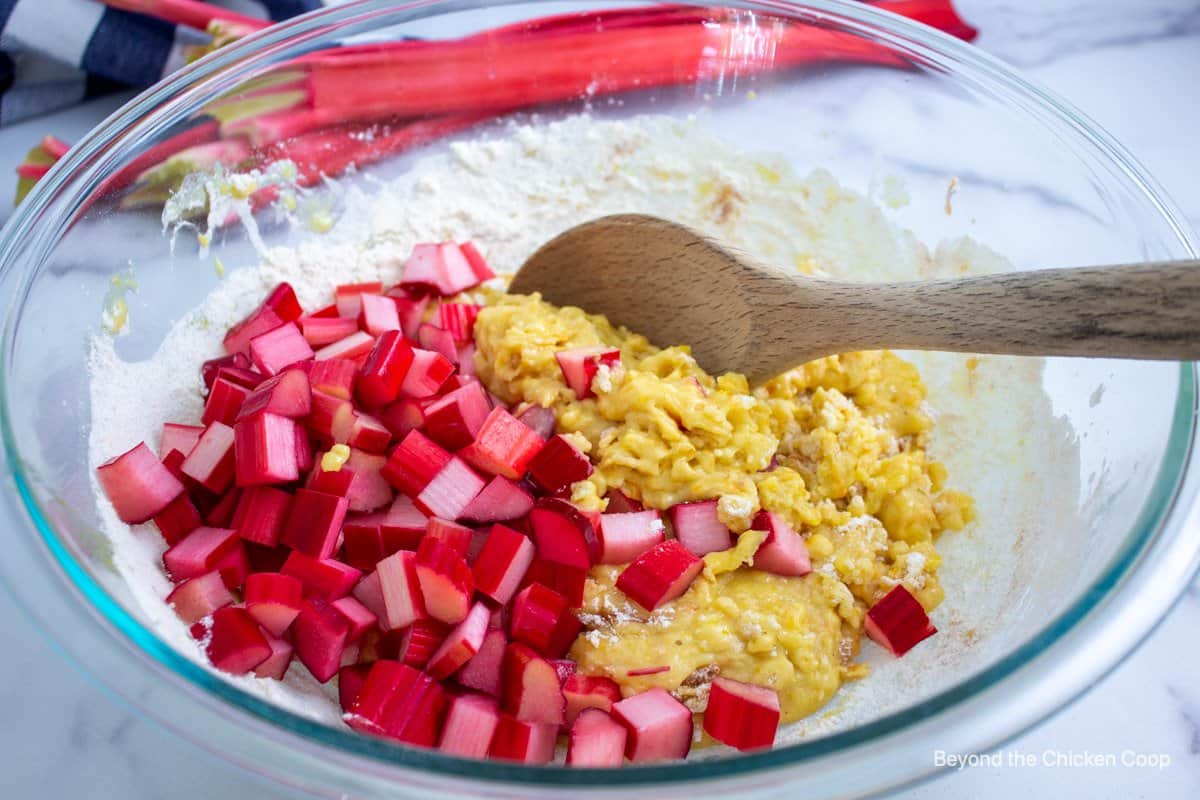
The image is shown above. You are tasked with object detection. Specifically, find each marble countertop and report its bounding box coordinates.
[1,1,1198,797]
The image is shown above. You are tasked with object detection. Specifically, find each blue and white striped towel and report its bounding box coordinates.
[0,0,324,125]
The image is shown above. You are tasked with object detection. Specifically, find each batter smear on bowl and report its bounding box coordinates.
[89,116,978,763]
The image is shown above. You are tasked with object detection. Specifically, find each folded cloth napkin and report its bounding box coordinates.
[0,0,324,125]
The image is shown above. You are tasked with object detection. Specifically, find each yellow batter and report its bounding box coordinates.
[473,293,973,724]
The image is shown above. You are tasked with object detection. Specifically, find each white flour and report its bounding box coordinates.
[87,115,1076,747]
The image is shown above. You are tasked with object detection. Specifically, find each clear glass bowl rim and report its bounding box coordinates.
[1,0,1198,792]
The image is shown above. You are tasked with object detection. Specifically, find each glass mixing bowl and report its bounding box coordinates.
[0,1,1197,797]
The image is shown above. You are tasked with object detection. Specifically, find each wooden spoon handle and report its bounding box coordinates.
[758,260,1200,374]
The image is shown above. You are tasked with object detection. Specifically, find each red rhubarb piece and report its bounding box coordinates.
[527,434,593,495]
[521,558,587,608]
[153,493,203,545]
[341,513,388,572]
[281,551,362,600]
[395,618,448,668]
[253,631,295,680]
[351,571,388,626]
[555,345,621,399]
[206,606,272,675]
[295,424,314,473]
[201,353,251,392]
[615,540,702,611]
[163,526,239,581]
[359,292,401,337]
[437,303,482,342]
[567,708,628,767]
[417,322,458,364]
[96,441,186,524]
[528,497,600,569]
[236,368,312,420]
[263,282,303,323]
[377,397,425,438]
[391,291,430,340]
[515,404,556,439]
[612,688,693,762]
[488,715,556,764]
[439,692,501,758]
[356,330,414,408]
[314,330,375,362]
[422,381,491,450]
[292,597,350,682]
[415,536,474,624]
[458,406,546,480]
[249,322,314,376]
[214,365,265,390]
[348,660,447,746]
[338,664,371,712]
[233,412,300,486]
[214,542,251,590]
[381,429,451,497]
[414,457,485,520]
[375,550,427,630]
[427,601,491,680]
[471,524,535,605]
[864,585,937,656]
[400,347,455,398]
[347,412,392,453]
[231,486,291,546]
[307,357,358,399]
[202,377,250,426]
[166,571,234,625]
[180,421,236,494]
[605,489,644,514]
[245,572,304,636]
[160,422,204,459]
[307,390,355,444]
[380,494,429,550]
[598,510,665,564]
[459,242,495,282]
[203,487,243,528]
[702,676,780,751]
[750,510,812,577]
[224,304,284,357]
[335,281,384,317]
[509,583,580,659]
[425,517,474,557]
[281,488,349,559]
[455,629,506,697]
[668,500,733,556]
[299,316,360,347]
[563,674,623,726]
[344,448,394,512]
[501,642,566,726]
[460,475,534,524]
[401,242,485,296]
[332,595,378,642]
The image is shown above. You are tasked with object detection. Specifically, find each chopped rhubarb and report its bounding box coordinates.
[380,494,429,550]
[232,486,291,546]
[563,674,623,726]
[597,510,665,564]
[702,676,780,751]
[206,606,271,675]
[425,517,474,557]
[307,460,356,497]
[234,412,300,486]
[422,381,491,450]
[400,347,455,398]
[509,583,579,659]
[201,353,251,392]
[202,377,251,426]
[375,550,427,630]
[359,292,401,336]
[214,543,251,590]
[472,524,535,605]
[351,570,388,625]
[332,595,378,642]
[307,390,356,444]
[459,242,495,282]
[427,601,491,679]
[526,434,593,495]
[501,642,565,726]
[439,692,500,758]
[294,425,314,473]
[281,488,349,559]
[418,323,458,364]
[347,412,392,453]
[488,715,556,764]
[356,330,414,408]
[615,540,702,611]
[224,304,284,357]
[515,404,556,439]
[96,441,186,524]
[750,510,812,577]
[460,475,535,524]
[263,282,303,323]
[381,429,452,497]
[314,330,375,362]
[349,660,447,746]
[414,457,486,520]
[343,448,394,513]
[166,571,234,625]
[307,357,358,399]
[163,526,239,581]
[521,558,587,608]
[253,631,295,681]
[397,618,450,668]
[335,281,384,318]
[669,500,733,556]
[555,345,621,400]
[300,315,360,347]
[339,664,371,712]
[437,303,482,342]
[281,551,362,600]
[528,497,600,569]
[567,708,628,767]
[605,489,644,514]
[153,493,203,545]
[391,291,430,339]
[292,597,350,682]
[180,421,236,494]
[245,572,304,636]
[160,422,204,459]
[401,242,487,296]
[236,368,312,421]
[864,585,937,656]
[455,628,506,697]
[415,536,475,624]
[612,688,693,762]
[249,322,314,376]
[377,397,425,438]
[214,365,265,390]
[458,406,545,480]
[203,487,243,528]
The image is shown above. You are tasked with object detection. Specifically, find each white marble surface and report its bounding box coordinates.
[0,0,1198,797]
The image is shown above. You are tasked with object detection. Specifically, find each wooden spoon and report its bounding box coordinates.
[508,213,1200,384]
